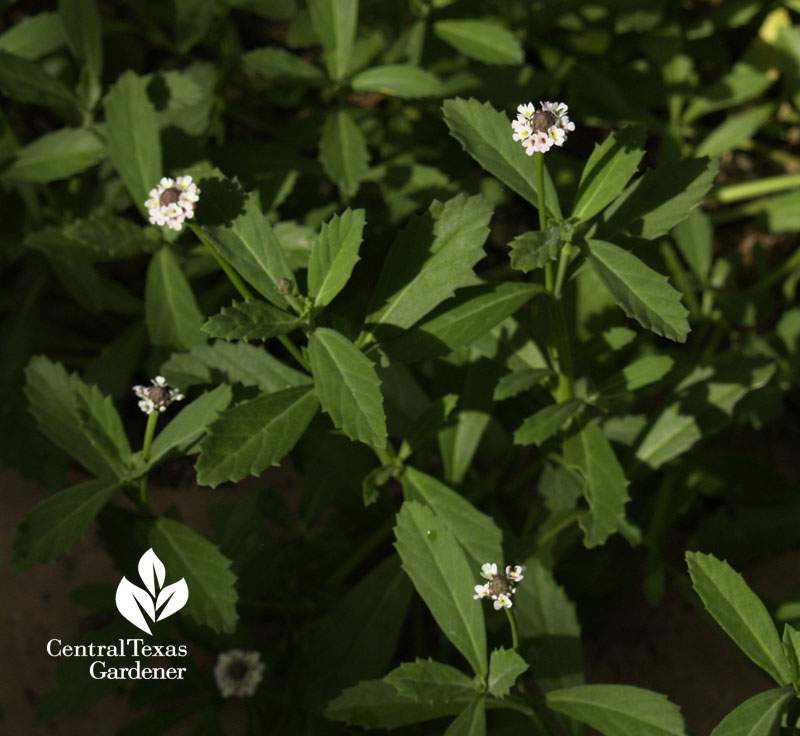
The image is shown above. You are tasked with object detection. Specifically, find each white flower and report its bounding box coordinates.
[145,175,200,232]
[214,649,265,698]
[511,100,574,155]
[132,375,184,414]
[474,562,522,610]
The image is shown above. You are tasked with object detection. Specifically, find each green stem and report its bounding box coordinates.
[552,247,570,300]
[660,242,702,318]
[537,153,554,292]
[189,224,254,302]
[139,411,159,505]
[714,172,800,203]
[278,334,310,372]
[505,605,521,652]
[547,296,575,402]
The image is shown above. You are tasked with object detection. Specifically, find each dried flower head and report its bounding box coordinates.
[132,376,184,414]
[511,101,575,155]
[214,649,265,698]
[473,563,525,610]
[145,175,200,231]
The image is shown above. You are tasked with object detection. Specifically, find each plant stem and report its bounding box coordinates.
[505,605,521,652]
[552,247,570,300]
[714,172,800,203]
[537,153,554,291]
[139,411,159,505]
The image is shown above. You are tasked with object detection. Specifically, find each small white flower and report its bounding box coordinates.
[473,583,490,600]
[145,175,200,232]
[516,102,536,120]
[493,594,513,610]
[132,375,184,414]
[506,565,524,583]
[511,100,574,154]
[480,563,498,579]
[474,562,523,610]
[214,649,265,698]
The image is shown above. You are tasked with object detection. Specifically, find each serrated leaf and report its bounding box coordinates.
[572,125,646,222]
[394,501,487,676]
[402,467,503,568]
[686,551,790,685]
[585,239,690,342]
[366,193,492,334]
[308,0,357,79]
[599,157,719,241]
[146,384,232,468]
[11,478,119,572]
[434,20,522,65]
[59,0,103,76]
[202,301,300,341]
[444,697,485,736]
[325,679,470,729]
[319,109,369,198]
[196,385,318,486]
[385,658,475,702]
[546,684,688,736]
[514,399,584,446]
[488,648,529,698]
[563,420,631,548]
[201,186,294,309]
[243,46,325,83]
[351,64,443,97]
[709,688,793,736]
[145,248,206,350]
[0,50,76,110]
[150,517,238,633]
[104,70,162,213]
[599,355,674,397]
[3,127,105,182]
[308,207,365,307]
[381,282,542,364]
[672,207,713,284]
[309,327,387,447]
[508,228,564,273]
[442,98,561,218]
[494,368,551,400]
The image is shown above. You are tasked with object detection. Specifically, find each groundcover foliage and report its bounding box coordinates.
[3,0,800,733]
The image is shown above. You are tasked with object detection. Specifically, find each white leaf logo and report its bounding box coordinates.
[115,548,189,635]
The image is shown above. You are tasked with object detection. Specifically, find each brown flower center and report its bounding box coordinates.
[489,574,513,598]
[159,187,181,206]
[146,386,170,406]
[227,660,249,681]
[530,110,557,133]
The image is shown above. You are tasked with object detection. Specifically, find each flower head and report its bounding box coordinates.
[145,175,200,231]
[132,376,184,414]
[511,101,574,155]
[473,562,524,610]
[214,649,265,698]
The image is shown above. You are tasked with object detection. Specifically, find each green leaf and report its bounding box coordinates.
[35,213,151,262]
[394,501,487,676]
[546,684,687,736]
[104,70,162,212]
[572,125,646,222]
[150,64,217,136]
[150,517,238,633]
[59,0,103,76]
[599,157,719,241]
[402,467,503,568]
[146,384,232,468]
[145,248,206,350]
[202,301,300,341]
[325,679,469,729]
[351,64,444,97]
[585,239,690,342]
[308,207,365,307]
[196,385,318,487]
[381,282,542,364]
[508,228,564,273]
[709,688,793,736]
[672,207,713,284]
[442,98,562,219]
[11,478,119,572]
[783,624,800,688]
[308,0,357,79]
[385,658,475,702]
[514,399,584,446]
[25,356,130,478]
[684,62,772,123]
[634,355,775,470]
[434,20,522,65]
[686,551,790,685]
[762,190,800,234]
[494,368,552,400]
[319,109,369,198]
[308,327,387,447]
[488,648,529,698]
[598,355,675,396]
[3,127,104,182]
[563,420,631,548]
[444,697,485,736]
[0,13,65,59]
[696,105,771,159]
[0,50,76,110]
[243,46,325,83]
[366,193,492,334]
